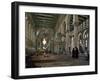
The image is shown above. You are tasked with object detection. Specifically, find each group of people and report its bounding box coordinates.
[72,47,79,59]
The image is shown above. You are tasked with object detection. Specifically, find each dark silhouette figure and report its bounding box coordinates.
[74,47,79,58]
[72,47,79,59]
[72,48,75,58]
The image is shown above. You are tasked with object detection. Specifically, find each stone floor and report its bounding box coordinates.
[28,53,89,68]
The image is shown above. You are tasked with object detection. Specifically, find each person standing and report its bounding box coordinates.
[74,47,79,58]
[72,48,75,58]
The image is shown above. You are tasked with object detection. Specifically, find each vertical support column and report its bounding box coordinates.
[73,15,79,48]
[65,15,69,54]
[71,36,74,50]
[65,15,72,54]
[35,28,37,50]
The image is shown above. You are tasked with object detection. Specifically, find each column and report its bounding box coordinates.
[73,15,79,48]
[65,15,71,54]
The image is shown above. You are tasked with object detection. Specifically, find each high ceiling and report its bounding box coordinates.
[30,13,59,28]
[26,12,89,29]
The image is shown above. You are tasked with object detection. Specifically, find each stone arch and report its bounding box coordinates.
[78,33,82,45]
[83,30,88,39]
[78,33,85,53]
[83,30,89,51]
[36,28,54,52]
